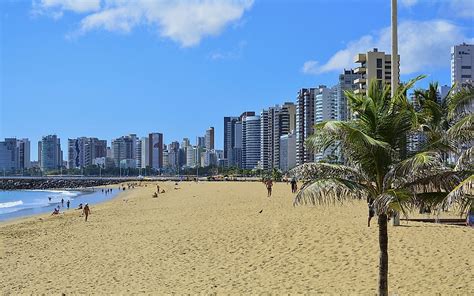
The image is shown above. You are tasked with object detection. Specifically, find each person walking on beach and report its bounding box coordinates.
[66,200,70,209]
[61,198,64,207]
[266,179,273,197]
[367,198,375,227]
[83,203,91,222]
[290,178,297,193]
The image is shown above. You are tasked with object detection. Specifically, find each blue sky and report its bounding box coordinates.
[1,0,473,160]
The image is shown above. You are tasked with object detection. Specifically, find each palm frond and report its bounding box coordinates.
[447,86,474,120]
[440,175,474,215]
[384,152,444,188]
[374,189,414,217]
[293,178,370,206]
[289,162,367,183]
[455,147,474,172]
[447,114,474,144]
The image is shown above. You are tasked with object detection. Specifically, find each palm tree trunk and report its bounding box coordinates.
[378,213,389,296]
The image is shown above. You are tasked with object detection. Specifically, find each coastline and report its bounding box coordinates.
[0,183,127,226]
[1,181,472,294]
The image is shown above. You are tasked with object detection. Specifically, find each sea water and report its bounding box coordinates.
[0,188,119,222]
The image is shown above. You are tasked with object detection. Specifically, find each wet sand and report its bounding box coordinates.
[0,182,472,294]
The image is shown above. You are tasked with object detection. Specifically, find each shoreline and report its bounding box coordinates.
[0,183,129,226]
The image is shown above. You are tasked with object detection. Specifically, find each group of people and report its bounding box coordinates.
[102,188,113,195]
[262,177,299,197]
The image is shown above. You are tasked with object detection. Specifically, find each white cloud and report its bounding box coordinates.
[400,0,418,8]
[34,0,254,47]
[301,60,319,75]
[209,40,247,60]
[400,0,474,19]
[302,20,473,75]
[33,0,101,16]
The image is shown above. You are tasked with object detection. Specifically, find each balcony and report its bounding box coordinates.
[354,53,366,63]
[354,66,366,74]
[354,78,366,84]
[354,88,366,95]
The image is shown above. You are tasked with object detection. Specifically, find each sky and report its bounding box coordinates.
[1,0,473,161]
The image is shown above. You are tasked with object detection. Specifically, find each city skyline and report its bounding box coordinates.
[1,0,473,160]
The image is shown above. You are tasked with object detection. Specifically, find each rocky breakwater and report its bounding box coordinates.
[0,178,124,190]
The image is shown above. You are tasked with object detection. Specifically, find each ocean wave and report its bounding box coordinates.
[0,200,24,208]
[27,190,81,197]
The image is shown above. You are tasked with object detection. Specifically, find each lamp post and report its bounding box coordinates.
[392,0,401,226]
[391,0,399,97]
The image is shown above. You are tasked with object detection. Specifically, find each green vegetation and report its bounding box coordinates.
[291,78,473,295]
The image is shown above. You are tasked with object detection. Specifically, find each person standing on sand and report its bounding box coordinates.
[290,178,297,193]
[83,203,91,222]
[61,198,64,207]
[66,200,70,209]
[266,179,273,197]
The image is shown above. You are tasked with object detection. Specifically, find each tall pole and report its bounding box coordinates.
[392,0,401,227]
[391,0,399,97]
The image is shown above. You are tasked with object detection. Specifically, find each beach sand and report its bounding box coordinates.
[1,182,472,294]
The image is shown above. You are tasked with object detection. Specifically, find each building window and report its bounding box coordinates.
[461,75,472,78]
[377,69,383,79]
[461,66,472,69]
[377,58,383,68]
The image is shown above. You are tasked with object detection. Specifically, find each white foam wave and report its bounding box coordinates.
[0,200,24,208]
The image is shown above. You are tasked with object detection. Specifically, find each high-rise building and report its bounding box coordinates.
[68,137,107,169]
[111,134,137,168]
[149,133,163,170]
[242,115,261,169]
[205,127,215,150]
[354,48,399,95]
[438,84,451,102]
[274,102,296,169]
[314,85,338,161]
[0,138,20,172]
[17,138,30,169]
[260,103,297,171]
[279,132,296,172]
[186,145,196,168]
[260,108,273,171]
[196,136,205,148]
[162,145,169,168]
[168,141,180,170]
[337,69,362,121]
[296,88,316,165]
[135,138,143,169]
[140,137,149,169]
[224,116,240,163]
[451,43,473,87]
[181,138,190,167]
[39,135,62,171]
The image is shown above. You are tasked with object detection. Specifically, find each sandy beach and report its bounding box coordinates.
[0,181,472,294]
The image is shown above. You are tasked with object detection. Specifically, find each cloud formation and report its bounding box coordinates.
[33,0,254,47]
[302,20,473,75]
[400,0,474,18]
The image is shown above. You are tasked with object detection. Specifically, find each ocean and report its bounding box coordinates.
[0,188,119,222]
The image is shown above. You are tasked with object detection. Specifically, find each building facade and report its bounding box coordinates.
[224,116,240,164]
[242,115,261,169]
[296,88,316,165]
[0,138,19,172]
[149,133,163,170]
[279,132,296,172]
[39,135,62,171]
[354,48,399,95]
[68,137,107,169]
[111,134,137,168]
[205,127,215,150]
[337,69,361,121]
[451,43,473,87]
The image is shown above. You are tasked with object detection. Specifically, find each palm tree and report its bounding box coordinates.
[441,85,474,214]
[290,77,465,295]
